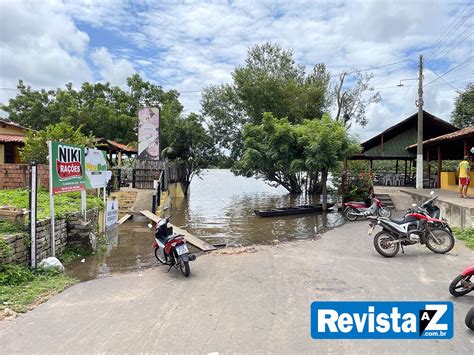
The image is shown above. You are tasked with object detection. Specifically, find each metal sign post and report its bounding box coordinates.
[48,141,56,257]
[29,161,37,268]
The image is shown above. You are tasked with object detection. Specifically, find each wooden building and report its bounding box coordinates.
[347,111,459,186]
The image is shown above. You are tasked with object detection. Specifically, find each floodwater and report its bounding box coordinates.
[67,169,343,280]
[169,169,343,245]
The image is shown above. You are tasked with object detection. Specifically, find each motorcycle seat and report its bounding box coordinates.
[389,218,406,225]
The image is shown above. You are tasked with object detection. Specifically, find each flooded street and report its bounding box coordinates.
[169,169,343,245]
[67,169,343,280]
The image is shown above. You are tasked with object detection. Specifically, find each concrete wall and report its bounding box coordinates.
[0,208,99,265]
[406,193,473,228]
[0,163,49,190]
[441,172,474,194]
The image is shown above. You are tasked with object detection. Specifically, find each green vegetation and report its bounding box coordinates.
[0,189,103,220]
[20,122,95,164]
[236,113,359,205]
[452,227,474,250]
[0,264,76,314]
[0,220,26,235]
[451,83,474,129]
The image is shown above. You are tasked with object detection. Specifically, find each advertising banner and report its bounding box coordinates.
[106,199,119,228]
[138,106,160,160]
[85,148,109,189]
[50,141,85,195]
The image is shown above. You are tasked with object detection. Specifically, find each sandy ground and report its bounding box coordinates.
[0,220,473,354]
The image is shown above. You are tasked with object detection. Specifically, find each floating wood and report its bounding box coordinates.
[117,214,132,225]
[139,210,216,251]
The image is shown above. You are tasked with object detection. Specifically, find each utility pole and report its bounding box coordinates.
[416,54,424,190]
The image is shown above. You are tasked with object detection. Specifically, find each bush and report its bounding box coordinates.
[0,264,34,286]
[452,227,474,250]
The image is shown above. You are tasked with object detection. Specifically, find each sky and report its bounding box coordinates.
[0,0,472,141]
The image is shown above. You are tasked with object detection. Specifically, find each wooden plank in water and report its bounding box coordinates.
[139,210,216,251]
[170,224,216,252]
[117,213,132,225]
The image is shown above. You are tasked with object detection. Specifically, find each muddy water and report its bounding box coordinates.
[66,221,157,281]
[67,169,343,280]
[169,169,343,245]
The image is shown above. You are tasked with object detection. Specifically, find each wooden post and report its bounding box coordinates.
[427,148,430,187]
[370,159,373,170]
[464,140,469,156]
[437,145,442,188]
[395,159,399,174]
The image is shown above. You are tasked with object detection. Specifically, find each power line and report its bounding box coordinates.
[330,59,413,78]
[430,29,473,61]
[424,56,474,87]
[425,3,473,59]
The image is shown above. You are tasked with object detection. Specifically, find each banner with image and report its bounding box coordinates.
[138,106,160,160]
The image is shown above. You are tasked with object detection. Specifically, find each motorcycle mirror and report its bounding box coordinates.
[430,190,435,196]
[412,203,417,207]
[147,223,152,229]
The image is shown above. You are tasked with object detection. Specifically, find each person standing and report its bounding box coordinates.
[457,155,471,198]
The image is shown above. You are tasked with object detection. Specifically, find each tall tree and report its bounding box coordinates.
[161,113,214,196]
[451,83,474,128]
[333,71,381,129]
[201,43,332,159]
[297,115,360,209]
[1,75,183,146]
[20,122,95,164]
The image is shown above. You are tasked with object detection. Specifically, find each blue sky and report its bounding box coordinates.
[0,0,472,140]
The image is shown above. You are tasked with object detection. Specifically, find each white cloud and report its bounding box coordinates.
[1,0,471,135]
[91,47,136,86]
[0,0,92,105]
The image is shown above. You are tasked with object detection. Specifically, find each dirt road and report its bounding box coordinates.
[0,221,473,353]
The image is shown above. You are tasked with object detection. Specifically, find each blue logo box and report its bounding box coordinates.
[311,301,453,339]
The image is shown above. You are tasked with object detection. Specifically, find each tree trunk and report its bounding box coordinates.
[321,168,328,211]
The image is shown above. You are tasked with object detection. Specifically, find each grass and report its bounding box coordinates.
[0,264,77,315]
[452,227,474,251]
[0,220,27,235]
[0,188,103,220]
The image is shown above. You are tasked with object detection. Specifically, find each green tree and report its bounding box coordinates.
[20,122,95,164]
[235,113,305,193]
[297,115,360,209]
[201,43,331,160]
[161,113,214,196]
[451,83,474,128]
[1,75,184,146]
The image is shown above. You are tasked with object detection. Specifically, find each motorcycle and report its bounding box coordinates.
[148,216,196,277]
[367,204,455,257]
[344,196,391,221]
[449,263,474,330]
[449,263,474,297]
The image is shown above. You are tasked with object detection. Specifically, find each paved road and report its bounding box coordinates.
[1,220,473,353]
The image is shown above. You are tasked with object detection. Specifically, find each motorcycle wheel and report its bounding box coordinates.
[425,228,455,254]
[344,207,358,221]
[449,274,473,297]
[179,258,190,277]
[466,308,474,330]
[154,247,167,264]
[377,207,391,218]
[374,231,400,257]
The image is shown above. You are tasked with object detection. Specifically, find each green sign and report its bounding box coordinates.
[49,141,85,195]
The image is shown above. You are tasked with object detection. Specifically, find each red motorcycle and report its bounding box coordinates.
[344,196,391,221]
[367,206,455,258]
[449,264,474,330]
[148,216,196,277]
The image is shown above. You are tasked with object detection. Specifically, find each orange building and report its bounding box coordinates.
[0,118,28,163]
